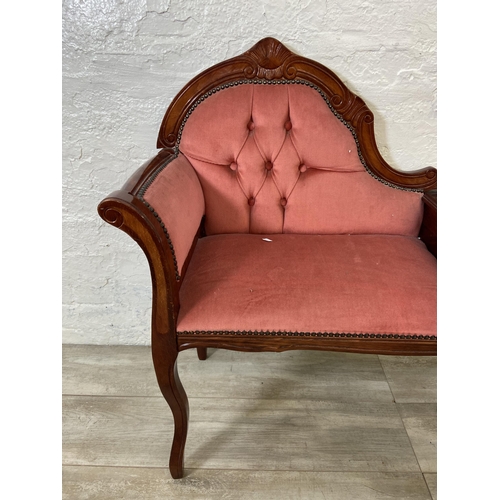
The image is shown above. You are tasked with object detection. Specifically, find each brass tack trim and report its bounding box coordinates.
[179,330,437,340]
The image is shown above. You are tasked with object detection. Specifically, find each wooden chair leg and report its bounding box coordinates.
[197,347,207,360]
[152,335,189,479]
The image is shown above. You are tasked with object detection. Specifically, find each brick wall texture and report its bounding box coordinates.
[62,0,437,344]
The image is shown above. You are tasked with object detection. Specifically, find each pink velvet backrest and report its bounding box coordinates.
[179,82,423,236]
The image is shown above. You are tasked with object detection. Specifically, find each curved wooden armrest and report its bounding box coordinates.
[419,189,437,257]
[97,150,205,335]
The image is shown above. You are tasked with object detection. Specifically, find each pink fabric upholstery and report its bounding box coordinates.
[283,170,423,235]
[179,83,423,236]
[143,154,205,273]
[177,234,437,336]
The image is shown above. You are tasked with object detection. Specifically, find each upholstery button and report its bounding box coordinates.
[285,121,292,131]
[248,197,255,206]
[265,161,273,171]
[229,162,237,171]
[299,164,307,173]
[247,121,255,131]
[280,197,287,207]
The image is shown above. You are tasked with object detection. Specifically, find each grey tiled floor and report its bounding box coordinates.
[63,345,436,499]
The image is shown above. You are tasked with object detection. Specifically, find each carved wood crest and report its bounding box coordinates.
[242,37,298,80]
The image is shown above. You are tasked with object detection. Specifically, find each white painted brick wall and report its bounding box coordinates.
[62,0,436,345]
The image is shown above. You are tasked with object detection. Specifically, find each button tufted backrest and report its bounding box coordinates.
[179,82,423,236]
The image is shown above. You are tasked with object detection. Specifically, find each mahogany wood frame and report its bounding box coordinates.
[98,38,437,479]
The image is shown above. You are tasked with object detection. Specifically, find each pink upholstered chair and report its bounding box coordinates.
[98,38,437,479]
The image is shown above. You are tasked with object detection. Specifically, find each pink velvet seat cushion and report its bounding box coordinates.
[177,234,437,337]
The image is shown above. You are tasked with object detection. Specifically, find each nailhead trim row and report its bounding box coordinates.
[178,330,437,340]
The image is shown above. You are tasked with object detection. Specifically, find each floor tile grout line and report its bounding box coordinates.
[63,394,163,399]
[378,354,428,477]
[376,355,397,404]
[62,393,402,402]
[423,472,435,499]
[395,403,429,476]
[62,463,425,474]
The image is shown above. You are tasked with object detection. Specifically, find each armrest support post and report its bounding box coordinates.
[419,189,437,257]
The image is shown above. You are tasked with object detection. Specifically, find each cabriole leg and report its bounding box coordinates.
[152,334,189,479]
